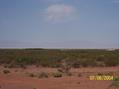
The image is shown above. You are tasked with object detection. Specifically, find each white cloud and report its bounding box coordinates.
[44,4,78,23]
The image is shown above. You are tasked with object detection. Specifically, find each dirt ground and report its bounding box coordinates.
[0,66,119,89]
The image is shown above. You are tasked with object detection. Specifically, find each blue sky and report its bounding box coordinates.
[0,0,119,48]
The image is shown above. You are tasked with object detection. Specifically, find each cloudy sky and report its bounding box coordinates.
[0,0,119,48]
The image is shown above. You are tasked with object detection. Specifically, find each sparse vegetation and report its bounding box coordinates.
[113,77,119,81]
[66,72,72,76]
[38,72,49,78]
[52,72,62,78]
[0,49,119,68]
[29,73,35,77]
[97,72,104,76]
[97,72,114,76]
[32,88,36,89]
[3,70,10,74]
[110,77,119,88]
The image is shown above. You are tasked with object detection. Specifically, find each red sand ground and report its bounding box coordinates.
[0,66,119,89]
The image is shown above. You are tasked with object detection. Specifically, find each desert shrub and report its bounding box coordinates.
[77,82,80,84]
[38,72,49,78]
[95,61,105,67]
[52,72,62,78]
[72,62,81,68]
[30,88,37,89]
[33,88,36,89]
[3,70,10,74]
[39,57,62,68]
[29,73,35,77]
[4,65,8,68]
[108,77,119,88]
[58,59,72,75]
[97,72,104,76]
[19,64,27,69]
[105,72,114,76]
[16,58,35,65]
[78,73,82,77]
[7,62,16,68]
[103,55,119,67]
[66,72,72,76]
[57,68,72,76]
[79,58,97,67]
[113,77,119,81]
[57,68,64,73]
[96,55,105,62]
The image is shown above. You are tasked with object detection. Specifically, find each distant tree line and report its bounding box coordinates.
[0,49,119,68]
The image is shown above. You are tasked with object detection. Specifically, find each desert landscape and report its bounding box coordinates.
[0,49,119,89]
[0,0,119,89]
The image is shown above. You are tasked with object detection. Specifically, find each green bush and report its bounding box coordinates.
[114,77,119,81]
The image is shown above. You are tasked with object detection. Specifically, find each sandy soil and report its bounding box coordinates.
[0,66,119,89]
